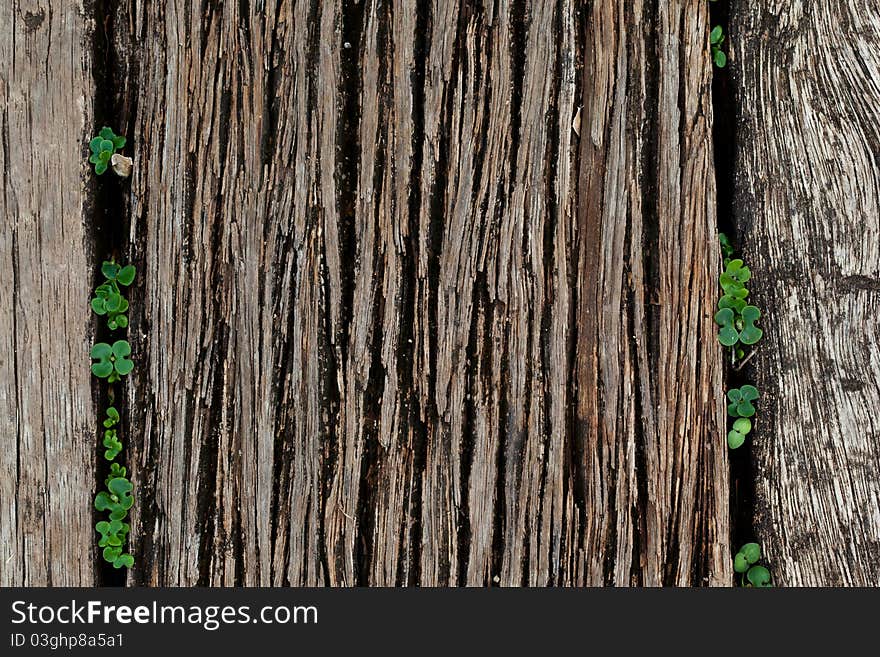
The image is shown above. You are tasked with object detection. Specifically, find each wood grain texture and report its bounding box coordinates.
[0,0,96,586]
[733,0,880,586]
[575,0,728,585]
[119,0,730,587]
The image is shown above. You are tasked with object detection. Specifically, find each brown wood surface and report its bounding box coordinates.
[733,0,880,586]
[1,0,737,587]
[0,0,97,586]
[119,0,729,587]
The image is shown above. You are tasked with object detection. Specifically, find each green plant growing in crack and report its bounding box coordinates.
[727,385,760,449]
[89,127,127,175]
[734,542,773,587]
[727,384,759,418]
[94,476,134,569]
[90,340,133,383]
[727,417,752,450]
[90,260,136,569]
[710,25,727,68]
[102,406,122,460]
[715,237,763,362]
[91,260,135,330]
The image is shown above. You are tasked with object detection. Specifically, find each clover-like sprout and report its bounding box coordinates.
[90,340,134,382]
[727,385,759,418]
[739,305,763,345]
[103,429,123,460]
[91,261,135,330]
[710,25,727,68]
[734,542,772,587]
[89,127,127,176]
[727,417,752,450]
[715,308,739,346]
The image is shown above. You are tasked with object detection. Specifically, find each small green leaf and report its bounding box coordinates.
[100,139,115,153]
[116,265,136,286]
[89,137,104,154]
[740,306,763,345]
[733,417,752,435]
[741,542,761,564]
[91,297,107,315]
[714,308,739,346]
[112,135,127,150]
[718,295,746,313]
[95,161,108,175]
[747,565,771,587]
[113,553,135,569]
[90,342,114,378]
[710,25,723,44]
[99,127,116,141]
[108,477,134,509]
[734,553,749,573]
[112,340,134,375]
[741,385,759,401]
[103,546,122,563]
[115,315,129,328]
[105,292,122,312]
[727,430,745,449]
[105,406,119,425]
[94,491,116,512]
[714,50,728,68]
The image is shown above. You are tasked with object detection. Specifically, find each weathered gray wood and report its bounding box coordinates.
[121,0,729,586]
[0,0,96,586]
[733,0,880,585]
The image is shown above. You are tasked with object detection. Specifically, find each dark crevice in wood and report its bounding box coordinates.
[710,0,757,558]
[337,0,366,366]
[629,0,660,587]
[397,0,430,588]
[354,0,393,586]
[195,335,225,585]
[457,275,483,585]
[260,2,283,169]
[537,0,563,585]
[89,0,131,588]
[490,305,509,583]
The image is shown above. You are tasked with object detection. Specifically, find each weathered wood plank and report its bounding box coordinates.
[574,0,729,585]
[119,0,729,586]
[733,0,880,586]
[0,0,96,586]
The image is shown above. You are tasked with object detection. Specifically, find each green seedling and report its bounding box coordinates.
[719,232,734,267]
[734,542,773,587]
[94,477,134,521]
[104,406,120,428]
[102,547,135,569]
[106,463,127,487]
[715,246,763,356]
[710,25,727,68]
[91,261,135,330]
[727,417,752,449]
[89,127,126,175]
[96,519,130,548]
[727,385,759,418]
[102,406,123,460]
[740,305,763,345]
[90,340,133,382]
[103,430,123,460]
